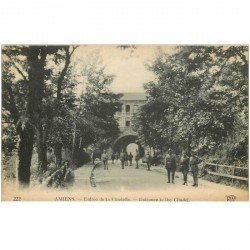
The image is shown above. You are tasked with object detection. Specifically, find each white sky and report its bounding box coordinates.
[72,45,175,93]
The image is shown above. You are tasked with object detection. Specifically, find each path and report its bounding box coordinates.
[72,161,248,201]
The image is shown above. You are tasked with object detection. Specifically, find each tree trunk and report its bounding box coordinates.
[17,47,47,187]
[36,125,48,172]
[54,143,63,168]
[18,125,35,188]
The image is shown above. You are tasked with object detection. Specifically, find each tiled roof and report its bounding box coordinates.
[120,92,147,101]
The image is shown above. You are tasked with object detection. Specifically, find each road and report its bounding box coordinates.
[72,160,248,201]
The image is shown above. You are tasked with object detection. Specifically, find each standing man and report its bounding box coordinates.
[180,151,189,185]
[128,152,133,166]
[145,151,152,171]
[101,150,108,170]
[135,149,140,169]
[189,155,201,187]
[115,152,119,163]
[111,152,115,164]
[91,151,95,164]
[124,151,128,166]
[120,150,125,169]
[165,150,177,183]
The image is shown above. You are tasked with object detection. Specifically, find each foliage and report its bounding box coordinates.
[133,46,248,164]
[78,57,122,150]
[2,45,122,185]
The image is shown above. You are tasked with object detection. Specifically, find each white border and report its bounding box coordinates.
[1,1,249,250]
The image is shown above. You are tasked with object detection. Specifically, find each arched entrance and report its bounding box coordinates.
[113,133,144,157]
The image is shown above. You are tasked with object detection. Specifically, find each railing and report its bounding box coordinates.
[202,161,248,184]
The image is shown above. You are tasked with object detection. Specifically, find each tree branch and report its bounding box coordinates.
[70,45,78,57]
[56,45,78,100]
[4,82,20,126]
[13,63,28,82]
[5,54,28,82]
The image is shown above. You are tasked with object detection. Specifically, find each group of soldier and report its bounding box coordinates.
[118,149,140,169]
[100,149,140,170]
[164,150,201,187]
[98,148,201,187]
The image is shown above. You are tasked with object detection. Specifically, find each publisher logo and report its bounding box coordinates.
[226,195,236,201]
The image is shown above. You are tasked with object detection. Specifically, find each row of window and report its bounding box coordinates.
[119,104,139,113]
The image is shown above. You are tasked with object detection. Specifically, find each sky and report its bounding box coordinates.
[72,45,175,93]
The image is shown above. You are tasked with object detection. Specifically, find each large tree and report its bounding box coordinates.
[75,56,122,153]
[2,45,78,186]
[133,46,248,163]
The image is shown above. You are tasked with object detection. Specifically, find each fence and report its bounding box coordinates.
[203,162,248,184]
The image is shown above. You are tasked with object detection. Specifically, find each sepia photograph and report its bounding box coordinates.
[1,45,248,201]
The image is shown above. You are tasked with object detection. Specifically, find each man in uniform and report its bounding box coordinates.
[180,151,189,185]
[135,149,140,169]
[128,152,133,166]
[165,150,177,183]
[189,154,201,187]
[120,150,125,169]
[115,152,119,163]
[111,153,115,164]
[101,150,108,170]
[124,151,128,166]
[145,151,152,171]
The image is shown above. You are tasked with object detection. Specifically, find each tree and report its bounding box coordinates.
[133,46,248,163]
[2,45,78,186]
[2,46,48,186]
[77,56,122,153]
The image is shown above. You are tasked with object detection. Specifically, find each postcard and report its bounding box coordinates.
[1,45,248,201]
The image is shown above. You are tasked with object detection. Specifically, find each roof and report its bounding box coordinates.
[120,92,147,101]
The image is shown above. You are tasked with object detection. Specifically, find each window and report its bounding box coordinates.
[126,121,130,127]
[133,105,138,113]
[126,105,130,113]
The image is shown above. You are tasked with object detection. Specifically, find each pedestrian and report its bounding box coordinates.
[180,151,189,185]
[59,160,68,185]
[63,161,75,187]
[111,153,115,164]
[101,150,108,170]
[128,152,133,166]
[145,151,152,171]
[165,150,177,183]
[124,151,128,166]
[91,152,94,164]
[115,152,119,163]
[120,150,125,169]
[189,155,201,187]
[135,149,140,169]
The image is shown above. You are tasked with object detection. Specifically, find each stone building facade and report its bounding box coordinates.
[115,92,147,131]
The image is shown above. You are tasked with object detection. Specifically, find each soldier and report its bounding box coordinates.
[120,150,125,169]
[101,150,108,170]
[128,152,133,166]
[63,161,75,187]
[124,151,128,166]
[115,152,119,163]
[111,153,115,164]
[165,150,177,184]
[189,155,201,187]
[145,151,152,171]
[180,151,189,185]
[135,149,140,169]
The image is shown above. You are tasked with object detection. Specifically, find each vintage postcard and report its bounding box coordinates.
[1,45,248,201]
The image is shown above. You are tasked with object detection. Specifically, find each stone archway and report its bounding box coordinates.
[113,133,144,157]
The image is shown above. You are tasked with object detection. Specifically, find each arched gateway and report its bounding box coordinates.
[113,92,147,157]
[113,131,144,157]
